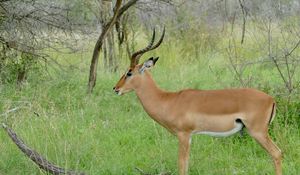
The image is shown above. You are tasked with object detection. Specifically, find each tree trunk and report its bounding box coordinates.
[17,67,26,88]
[87,0,138,93]
[87,0,122,94]
[108,31,117,72]
[103,39,108,69]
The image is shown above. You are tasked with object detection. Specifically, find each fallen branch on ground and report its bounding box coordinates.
[2,123,85,175]
[0,107,26,117]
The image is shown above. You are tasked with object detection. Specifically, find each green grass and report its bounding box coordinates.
[1,32,300,175]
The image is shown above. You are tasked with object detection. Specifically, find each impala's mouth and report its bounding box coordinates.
[113,87,122,96]
[116,90,122,95]
[114,90,120,95]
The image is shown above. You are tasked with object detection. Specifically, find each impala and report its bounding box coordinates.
[113,28,282,175]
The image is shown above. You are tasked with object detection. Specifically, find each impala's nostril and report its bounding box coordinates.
[113,87,116,90]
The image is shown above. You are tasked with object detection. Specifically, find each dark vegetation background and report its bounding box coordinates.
[0,0,299,174]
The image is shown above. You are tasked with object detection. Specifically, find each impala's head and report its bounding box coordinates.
[113,28,165,95]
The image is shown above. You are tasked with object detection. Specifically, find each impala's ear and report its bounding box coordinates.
[139,57,159,73]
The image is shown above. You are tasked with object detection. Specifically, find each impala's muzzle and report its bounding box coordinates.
[113,87,121,95]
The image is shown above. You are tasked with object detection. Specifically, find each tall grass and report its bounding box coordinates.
[0,28,300,175]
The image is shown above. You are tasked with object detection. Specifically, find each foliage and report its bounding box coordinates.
[1,32,300,174]
[1,0,300,174]
[0,48,39,84]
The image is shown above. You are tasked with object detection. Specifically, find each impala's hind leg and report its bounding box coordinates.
[250,132,282,175]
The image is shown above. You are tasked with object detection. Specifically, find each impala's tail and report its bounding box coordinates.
[268,103,276,124]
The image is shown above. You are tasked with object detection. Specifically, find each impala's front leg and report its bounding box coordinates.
[177,132,191,175]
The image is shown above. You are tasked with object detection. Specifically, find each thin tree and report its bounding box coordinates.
[87,0,138,94]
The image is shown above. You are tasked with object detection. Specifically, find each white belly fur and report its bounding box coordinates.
[192,121,244,137]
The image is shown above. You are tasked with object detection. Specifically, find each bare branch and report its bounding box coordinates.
[117,0,139,20]
[0,107,25,116]
[285,39,300,58]
[238,0,247,44]
[2,123,85,175]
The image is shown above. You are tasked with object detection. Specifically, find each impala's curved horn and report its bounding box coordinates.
[130,29,156,67]
[130,27,165,67]
[148,27,165,51]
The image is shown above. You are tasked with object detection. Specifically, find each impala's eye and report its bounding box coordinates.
[126,71,132,77]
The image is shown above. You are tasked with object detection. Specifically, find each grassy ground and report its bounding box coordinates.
[0,36,300,175]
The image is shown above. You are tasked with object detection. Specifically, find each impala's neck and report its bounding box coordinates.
[134,71,172,127]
